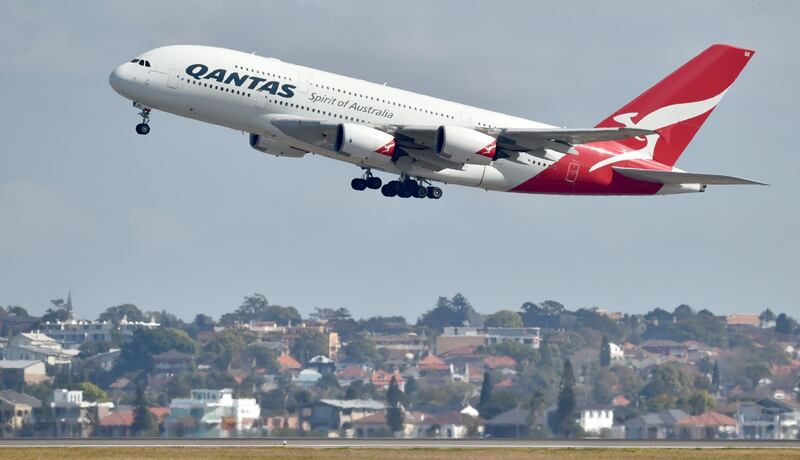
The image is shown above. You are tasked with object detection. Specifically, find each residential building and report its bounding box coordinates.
[484,408,530,438]
[252,322,340,360]
[350,411,427,438]
[3,332,79,366]
[577,404,614,435]
[371,370,404,390]
[51,389,114,437]
[336,365,371,386]
[153,349,194,374]
[609,342,624,360]
[0,390,41,432]
[307,355,336,375]
[166,389,260,437]
[736,398,800,440]
[295,369,322,387]
[624,409,689,439]
[96,406,169,437]
[676,411,737,439]
[0,360,47,387]
[370,333,429,358]
[425,411,484,438]
[276,352,302,374]
[301,399,385,431]
[38,317,160,345]
[436,327,540,355]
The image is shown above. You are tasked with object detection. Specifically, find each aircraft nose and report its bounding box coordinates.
[109,63,135,96]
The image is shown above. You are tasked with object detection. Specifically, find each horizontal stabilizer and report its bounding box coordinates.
[613,167,767,185]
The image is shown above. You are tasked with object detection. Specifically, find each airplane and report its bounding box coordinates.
[109,44,765,200]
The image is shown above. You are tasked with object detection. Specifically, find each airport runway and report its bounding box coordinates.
[0,438,797,449]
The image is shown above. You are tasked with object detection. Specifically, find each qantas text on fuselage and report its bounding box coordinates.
[109,44,765,200]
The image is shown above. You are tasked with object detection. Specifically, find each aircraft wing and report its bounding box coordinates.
[613,167,767,185]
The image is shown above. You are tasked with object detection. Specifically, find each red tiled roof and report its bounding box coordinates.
[439,346,477,358]
[371,370,403,387]
[419,354,449,370]
[493,378,514,389]
[612,395,630,407]
[277,353,302,370]
[482,355,516,369]
[677,411,736,427]
[726,314,760,326]
[337,365,369,379]
[99,407,168,427]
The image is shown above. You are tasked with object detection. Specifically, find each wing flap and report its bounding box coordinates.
[500,127,656,148]
[613,167,767,185]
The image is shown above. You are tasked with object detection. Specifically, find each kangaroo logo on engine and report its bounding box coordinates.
[185,64,296,98]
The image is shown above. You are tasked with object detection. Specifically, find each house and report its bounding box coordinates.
[425,411,484,438]
[612,395,631,407]
[96,406,169,437]
[418,354,449,373]
[0,390,40,432]
[609,342,624,360]
[736,398,800,440]
[166,389,260,437]
[485,327,541,350]
[484,408,530,438]
[436,327,540,354]
[483,355,517,370]
[84,349,121,372]
[295,369,323,387]
[725,313,761,328]
[371,333,429,359]
[153,349,194,374]
[577,404,614,435]
[371,370,404,390]
[276,353,302,373]
[624,409,689,439]
[336,365,371,386]
[350,411,427,438]
[307,355,336,375]
[3,332,79,366]
[0,360,47,387]
[676,411,737,439]
[301,399,385,431]
[51,389,114,437]
[640,340,692,359]
[255,322,340,360]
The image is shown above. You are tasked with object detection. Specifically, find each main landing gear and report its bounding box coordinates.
[134,103,151,135]
[351,169,383,191]
[379,176,442,200]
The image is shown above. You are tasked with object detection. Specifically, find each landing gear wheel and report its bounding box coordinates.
[351,178,367,191]
[366,176,382,189]
[397,184,412,198]
[414,185,428,199]
[381,183,397,197]
[135,123,150,135]
[427,187,443,199]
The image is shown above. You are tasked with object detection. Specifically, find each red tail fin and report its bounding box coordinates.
[596,44,754,167]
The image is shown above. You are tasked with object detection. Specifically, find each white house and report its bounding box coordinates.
[609,342,624,360]
[577,405,614,435]
[167,389,260,436]
[4,333,79,366]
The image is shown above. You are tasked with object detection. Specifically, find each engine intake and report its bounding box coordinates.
[434,126,497,165]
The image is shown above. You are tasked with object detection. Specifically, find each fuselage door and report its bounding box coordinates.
[566,162,580,183]
[167,68,179,89]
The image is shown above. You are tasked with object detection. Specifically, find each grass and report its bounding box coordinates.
[0,448,797,460]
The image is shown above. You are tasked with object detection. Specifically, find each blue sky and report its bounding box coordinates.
[1,0,797,321]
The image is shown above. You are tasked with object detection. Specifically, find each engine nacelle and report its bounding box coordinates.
[334,123,396,163]
[249,133,306,157]
[434,125,497,165]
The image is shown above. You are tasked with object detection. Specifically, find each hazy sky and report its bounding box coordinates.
[1,0,797,322]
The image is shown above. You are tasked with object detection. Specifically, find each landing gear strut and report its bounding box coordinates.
[351,169,383,191]
[134,104,151,135]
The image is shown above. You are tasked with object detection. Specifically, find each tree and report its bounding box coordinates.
[79,382,109,402]
[775,313,796,335]
[743,362,770,387]
[219,294,302,326]
[342,338,380,364]
[41,298,72,323]
[290,329,328,363]
[98,304,146,324]
[520,300,565,328]
[599,336,611,368]
[386,376,404,433]
[416,294,477,332]
[686,390,715,415]
[759,309,776,322]
[485,310,523,328]
[480,391,518,420]
[553,359,578,436]
[673,304,694,320]
[202,330,245,370]
[147,310,184,328]
[711,361,721,393]
[5,306,29,318]
[132,384,157,436]
[358,316,409,334]
[478,371,492,416]
[114,328,196,375]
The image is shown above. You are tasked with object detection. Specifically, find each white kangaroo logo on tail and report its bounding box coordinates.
[589,88,729,172]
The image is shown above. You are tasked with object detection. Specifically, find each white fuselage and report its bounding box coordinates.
[109,45,562,191]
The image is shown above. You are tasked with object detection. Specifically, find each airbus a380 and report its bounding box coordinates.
[109,44,764,199]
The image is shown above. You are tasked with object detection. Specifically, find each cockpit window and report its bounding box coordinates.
[131,59,151,67]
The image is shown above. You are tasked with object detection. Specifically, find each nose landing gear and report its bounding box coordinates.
[134,103,152,135]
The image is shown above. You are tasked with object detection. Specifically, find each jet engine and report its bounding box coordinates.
[334,123,396,163]
[434,125,497,165]
[249,133,306,157]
